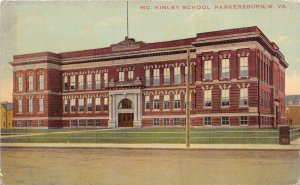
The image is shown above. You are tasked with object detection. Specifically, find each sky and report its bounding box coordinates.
[0,0,300,102]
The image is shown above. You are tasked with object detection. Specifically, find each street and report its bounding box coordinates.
[1,148,300,185]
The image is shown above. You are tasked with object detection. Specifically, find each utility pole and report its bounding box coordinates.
[186,49,191,148]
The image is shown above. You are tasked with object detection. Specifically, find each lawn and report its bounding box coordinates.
[0,127,282,144]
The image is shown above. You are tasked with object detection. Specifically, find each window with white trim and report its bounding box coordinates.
[27,120,32,127]
[104,97,108,111]
[221,58,230,78]
[95,73,101,89]
[153,68,160,85]
[78,120,85,127]
[204,90,212,107]
[17,120,22,127]
[128,70,134,80]
[28,75,33,91]
[204,60,212,80]
[184,66,189,83]
[87,98,92,111]
[221,117,230,126]
[240,88,248,106]
[79,98,84,112]
[70,76,75,90]
[163,95,170,109]
[153,95,160,109]
[174,94,181,109]
[240,116,248,125]
[164,68,170,84]
[163,118,169,126]
[70,120,77,127]
[95,119,101,126]
[18,99,22,113]
[153,118,160,126]
[87,120,92,127]
[184,93,192,109]
[104,73,108,87]
[95,98,101,111]
[174,67,181,84]
[119,71,125,82]
[240,57,248,77]
[28,98,33,113]
[145,69,150,86]
[145,96,150,110]
[204,117,211,126]
[173,118,181,126]
[221,89,230,107]
[39,74,44,90]
[71,99,76,112]
[64,76,68,90]
[18,76,23,92]
[38,120,43,127]
[78,75,84,90]
[38,98,44,112]
[64,99,68,112]
[87,74,92,89]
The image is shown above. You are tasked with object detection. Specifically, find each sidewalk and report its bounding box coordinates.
[1,137,300,150]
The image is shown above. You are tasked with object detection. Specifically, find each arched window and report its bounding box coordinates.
[118,99,132,109]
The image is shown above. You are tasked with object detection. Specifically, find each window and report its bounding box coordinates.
[18,99,22,113]
[163,118,169,126]
[204,117,212,126]
[87,74,92,89]
[28,98,33,113]
[240,88,248,106]
[174,118,181,126]
[221,58,230,78]
[145,96,150,110]
[64,76,68,90]
[163,68,170,84]
[78,120,85,127]
[95,98,101,111]
[17,120,22,127]
[18,76,23,92]
[38,120,43,127]
[119,99,132,109]
[184,66,189,83]
[104,73,108,87]
[79,98,84,112]
[70,120,77,127]
[221,117,230,126]
[64,99,68,112]
[221,89,230,107]
[87,120,92,127]
[153,118,160,126]
[70,99,76,112]
[28,75,33,91]
[204,60,212,80]
[240,116,248,125]
[153,95,160,109]
[87,98,92,111]
[240,57,248,77]
[163,95,170,109]
[119,71,125,82]
[174,67,181,84]
[174,94,181,109]
[78,75,84,90]
[128,70,134,80]
[39,74,44,90]
[153,69,160,85]
[70,76,76,90]
[184,93,192,109]
[38,98,44,112]
[27,120,32,127]
[95,119,101,126]
[104,97,108,111]
[145,69,150,86]
[204,90,212,107]
[95,73,101,89]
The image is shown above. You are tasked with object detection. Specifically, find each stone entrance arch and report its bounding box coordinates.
[108,89,142,128]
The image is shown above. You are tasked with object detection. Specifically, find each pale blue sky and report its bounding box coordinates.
[1,0,300,102]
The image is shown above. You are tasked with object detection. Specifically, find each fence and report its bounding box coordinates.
[1,129,282,144]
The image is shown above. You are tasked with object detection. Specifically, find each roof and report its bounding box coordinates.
[1,102,13,110]
[285,95,300,105]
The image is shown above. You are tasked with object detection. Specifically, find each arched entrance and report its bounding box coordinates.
[118,99,133,127]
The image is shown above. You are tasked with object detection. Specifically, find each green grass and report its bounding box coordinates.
[1,127,281,144]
